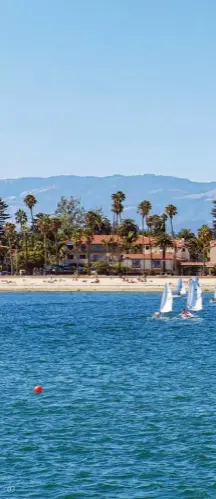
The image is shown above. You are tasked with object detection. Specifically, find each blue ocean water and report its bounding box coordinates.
[1,292,216,498]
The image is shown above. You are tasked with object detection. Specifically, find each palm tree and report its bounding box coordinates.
[50,217,62,268]
[165,204,178,274]
[83,227,93,272]
[197,225,212,275]
[85,211,102,233]
[15,209,28,272]
[137,200,152,274]
[4,223,17,274]
[102,237,118,265]
[72,228,83,275]
[156,232,173,274]
[111,191,126,228]
[177,228,195,241]
[37,215,51,272]
[146,215,154,270]
[24,194,37,232]
[102,238,111,263]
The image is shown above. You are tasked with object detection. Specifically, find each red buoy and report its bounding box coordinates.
[33,385,43,394]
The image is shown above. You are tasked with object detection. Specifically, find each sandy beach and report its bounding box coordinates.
[0,275,215,292]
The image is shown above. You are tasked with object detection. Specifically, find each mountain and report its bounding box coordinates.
[1,174,216,232]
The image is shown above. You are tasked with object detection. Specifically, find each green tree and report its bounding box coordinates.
[118,219,138,238]
[24,194,37,231]
[137,200,152,274]
[72,228,83,275]
[55,196,85,236]
[146,215,154,270]
[15,209,28,272]
[177,228,196,241]
[102,237,118,265]
[37,215,51,271]
[156,232,173,274]
[149,215,164,236]
[212,200,216,238]
[165,204,178,274]
[4,222,17,274]
[85,209,111,234]
[83,227,93,272]
[50,217,62,267]
[0,199,10,234]
[197,225,212,275]
[111,191,126,227]
[161,213,168,233]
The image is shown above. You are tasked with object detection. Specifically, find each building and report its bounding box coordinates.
[62,235,190,273]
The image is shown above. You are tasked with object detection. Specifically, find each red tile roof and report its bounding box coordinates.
[65,235,186,247]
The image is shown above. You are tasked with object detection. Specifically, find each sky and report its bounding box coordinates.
[0,0,216,181]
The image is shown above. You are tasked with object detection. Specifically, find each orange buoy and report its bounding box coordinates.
[33,385,43,394]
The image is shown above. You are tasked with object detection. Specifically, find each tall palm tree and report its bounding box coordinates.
[72,228,83,275]
[15,209,28,272]
[146,215,154,270]
[156,232,173,274]
[165,204,178,274]
[50,217,62,268]
[24,194,37,232]
[111,191,126,228]
[197,225,212,275]
[37,215,51,272]
[4,222,17,275]
[137,200,152,274]
[161,213,168,233]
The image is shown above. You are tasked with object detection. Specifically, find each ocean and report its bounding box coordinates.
[1,292,216,498]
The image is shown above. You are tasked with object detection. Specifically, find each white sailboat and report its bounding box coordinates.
[160,283,173,314]
[187,278,202,312]
[173,277,186,297]
[210,284,216,303]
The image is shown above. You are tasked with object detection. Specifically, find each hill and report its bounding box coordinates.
[1,174,215,232]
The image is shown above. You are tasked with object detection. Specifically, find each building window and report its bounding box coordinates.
[80,244,86,251]
[152,260,161,269]
[132,260,141,268]
[66,243,73,249]
[91,244,104,252]
[80,255,86,259]
[146,245,149,250]
[182,248,185,252]
[92,254,102,262]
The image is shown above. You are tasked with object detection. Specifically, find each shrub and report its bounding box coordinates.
[92,260,111,275]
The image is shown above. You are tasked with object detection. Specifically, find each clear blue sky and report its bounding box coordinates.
[0,0,216,181]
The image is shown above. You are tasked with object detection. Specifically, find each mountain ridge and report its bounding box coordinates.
[0,174,215,232]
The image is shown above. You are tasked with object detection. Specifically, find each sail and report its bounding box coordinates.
[175,277,182,295]
[160,284,173,313]
[188,279,202,311]
[180,280,186,296]
[187,279,193,309]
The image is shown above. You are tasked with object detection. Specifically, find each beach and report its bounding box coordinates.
[0,275,215,292]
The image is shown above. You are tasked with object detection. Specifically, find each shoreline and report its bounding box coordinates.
[0,276,214,293]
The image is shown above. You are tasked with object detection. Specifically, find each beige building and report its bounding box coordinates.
[63,235,190,273]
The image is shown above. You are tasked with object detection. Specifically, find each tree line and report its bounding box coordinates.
[0,191,214,274]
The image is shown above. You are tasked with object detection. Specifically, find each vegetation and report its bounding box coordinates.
[0,191,216,276]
